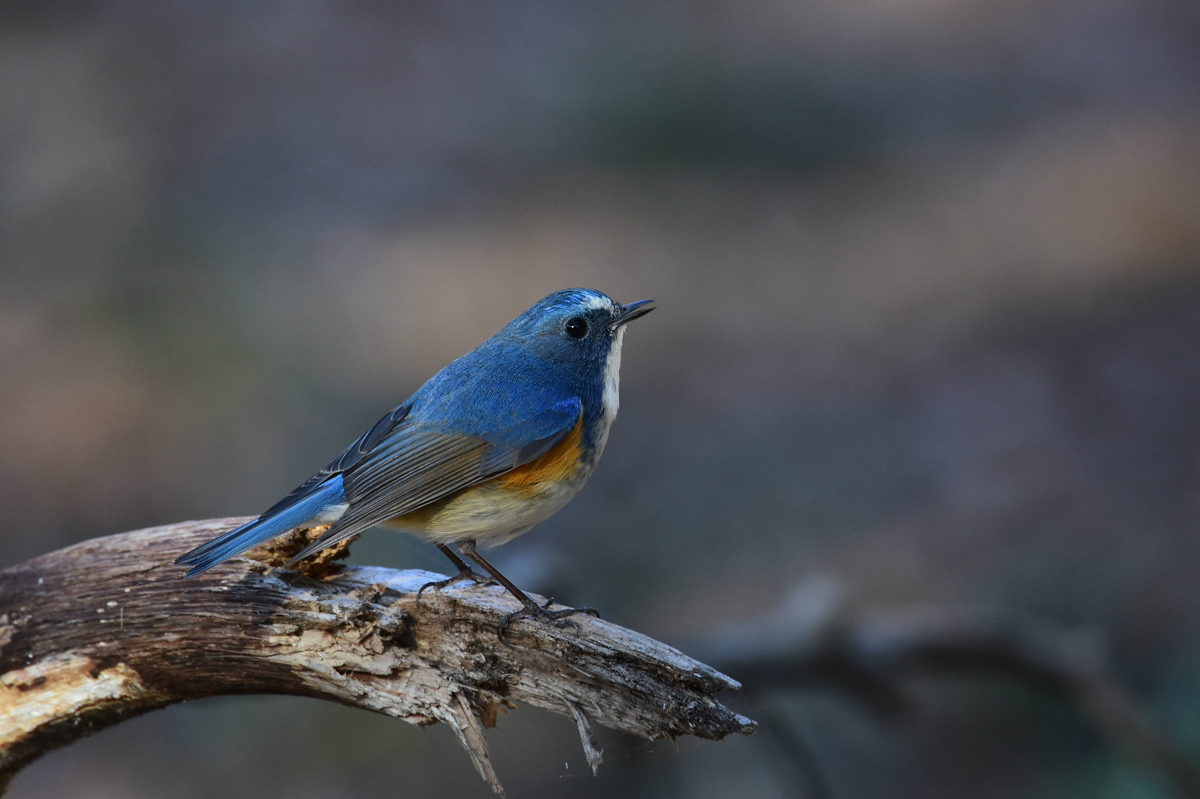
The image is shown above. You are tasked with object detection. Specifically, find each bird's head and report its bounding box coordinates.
[499,289,654,417]
[503,288,654,370]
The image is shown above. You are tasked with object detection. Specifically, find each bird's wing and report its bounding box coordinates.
[286,396,582,562]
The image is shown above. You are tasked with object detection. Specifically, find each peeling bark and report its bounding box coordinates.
[0,519,755,797]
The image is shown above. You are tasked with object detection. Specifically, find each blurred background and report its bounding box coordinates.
[3,0,1200,796]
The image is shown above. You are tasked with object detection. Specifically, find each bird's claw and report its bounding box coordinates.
[417,568,495,598]
[497,597,600,644]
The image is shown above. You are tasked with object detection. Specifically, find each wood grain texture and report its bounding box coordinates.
[0,519,755,797]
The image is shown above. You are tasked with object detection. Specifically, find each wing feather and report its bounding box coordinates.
[285,396,584,563]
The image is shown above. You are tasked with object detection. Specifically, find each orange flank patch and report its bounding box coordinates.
[386,415,585,533]
[496,415,585,488]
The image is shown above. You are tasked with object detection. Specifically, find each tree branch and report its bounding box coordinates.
[0,519,755,797]
[692,577,1200,798]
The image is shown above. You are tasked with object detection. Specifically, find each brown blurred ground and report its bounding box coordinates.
[2,1,1200,797]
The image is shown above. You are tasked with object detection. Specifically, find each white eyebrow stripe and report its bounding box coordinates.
[582,294,614,312]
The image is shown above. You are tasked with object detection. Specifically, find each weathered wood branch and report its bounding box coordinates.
[0,519,755,796]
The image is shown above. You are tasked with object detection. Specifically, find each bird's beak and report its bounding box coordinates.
[609,299,655,330]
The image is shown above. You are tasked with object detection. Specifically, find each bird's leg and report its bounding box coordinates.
[457,540,600,642]
[417,543,495,597]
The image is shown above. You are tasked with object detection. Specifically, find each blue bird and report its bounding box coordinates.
[175,288,654,634]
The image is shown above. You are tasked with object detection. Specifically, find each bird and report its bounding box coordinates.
[175,288,654,635]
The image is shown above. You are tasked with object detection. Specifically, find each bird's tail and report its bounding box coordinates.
[174,476,347,577]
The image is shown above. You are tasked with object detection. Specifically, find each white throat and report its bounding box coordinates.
[602,326,625,424]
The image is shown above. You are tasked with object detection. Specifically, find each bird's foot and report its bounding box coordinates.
[417,568,495,598]
[497,597,600,643]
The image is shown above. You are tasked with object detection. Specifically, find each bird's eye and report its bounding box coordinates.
[564,317,589,339]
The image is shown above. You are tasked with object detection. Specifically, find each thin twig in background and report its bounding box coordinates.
[693,577,1200,799]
